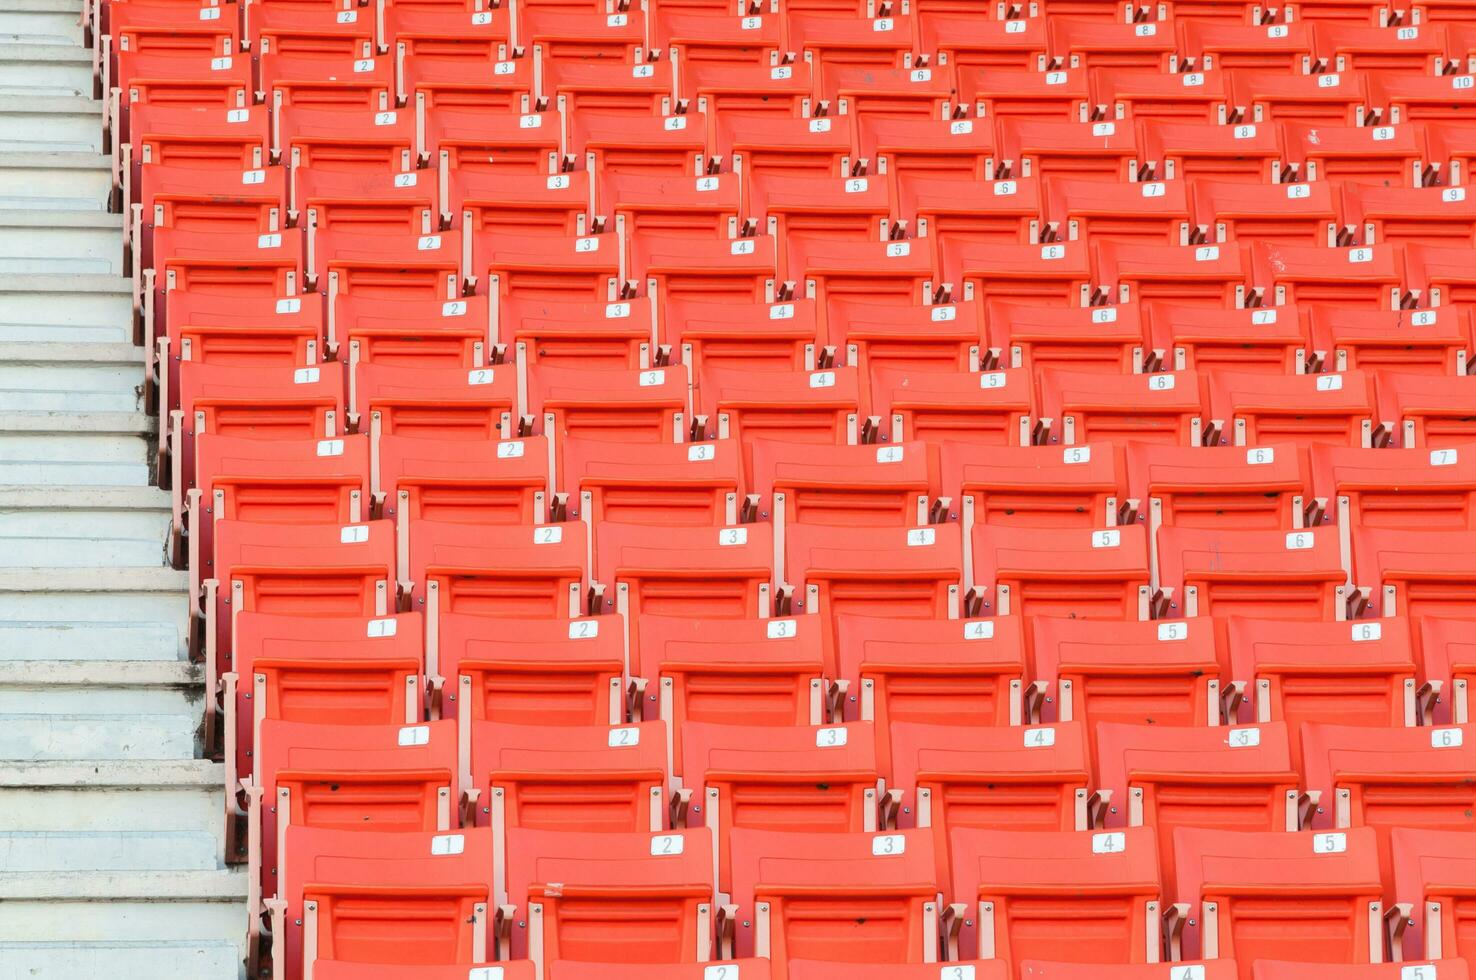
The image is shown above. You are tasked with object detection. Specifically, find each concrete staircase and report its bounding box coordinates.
[0,0,246,974]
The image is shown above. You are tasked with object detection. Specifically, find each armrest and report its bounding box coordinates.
[669,787,693,829]
[460,787,481,827]
[716,903,740,960]
[494,904,517,961]
[1384,902,1414,962]
[826,678,849,723]
[1162,902,1191,961]
[627,676,649,722]
[879,788,903,830]
[941,902,967,961]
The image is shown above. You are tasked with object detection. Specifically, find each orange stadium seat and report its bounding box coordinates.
[971,522,1152,619]
[408,518,589,625]
[945,441,1126,529]
[1390,827,1476,961]
[1125,441,1311,532]
[561,435,743,526]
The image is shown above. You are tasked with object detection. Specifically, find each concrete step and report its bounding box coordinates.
[0,485,168,568]
[0,830,217,872]
[0,869,247,978]
[0,759,225,850]
[0,567,189,659]
[0,94,102,152]
[0,0,84,46]
[0,41,89,95]
[0,342,142,414]
[0,209,121,274]
[0,659,201,718]
[0,940,241,980]
[0,620,180,661]
[0,712,197,760]
[0,410,153,485]
[0,151,111,210]
[0,273,131,341]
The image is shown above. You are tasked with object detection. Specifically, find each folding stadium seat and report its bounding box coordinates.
[750,165,892,253]
[143,224,304,340]
[1282,120,1426,186]
[1312,21,1446,74]
[1030,614,1224,732]
[1390,827,1476,961]
[943,238,1093,308]
[318,962,537,980]
[518,0,647,61]
[1353,526,1476,621]
[1157,524,1348,620]
[1374,72,1476,126]
[390,13,519,120]
[714,110,854,183]
[1044,176,1192,245]
[439,612,625,726]
[532,366,690,469]
[377,434,551,563]
[986,299,1146,373]
[244,0,373,54]
[1421,121,1476,186]
[944,440,1124,531]
[890,720,1093,889]
[109,40,251,158]
[1047,15,1177,70]
[465,720,669,897]
[407,519,589,625]
[1190,178,1339,246]
[785,0,918,70]
[1422,616,1476,724]
[1405,241,1476,307]
[560,434,741,527]
[1017,964,1238,980]
[1253,241,1405,309]
[1252,965,1463,980]
[1224,68,1369,126]
[268,826,497,980]
[970,523,1152,619]
[169,360,345,508]
[1126,442,1311,535]
[1095,239,1250,307]
[1302,721,1476,897]
[792,963,1006,980]
[1307,306,1470,375]
[338,292,491,372]
[782,521,964,655]
[948,826,1163,965]
[698,366,861,477]
[644,0,780,62]
[1341,183,1476,248]
[607,165,745,261]
[898,175,1040,250]
[1137,118,1284,183]
[425,102,558,180]
[156,284,318,377]
[258,37,394,126]
[542,47,676,118]
[1178,19,1314,72]
[856,112,997,186]
[247,718,458,925]
[833,610,1027,732]
[129,161,286,287]
[788,234,939,318]
[668,295,821,382]
[750,438,935,528]
[1095,721,1305,896]
[276,103,417,180]
[727,827,942,972]
[869,365,1033,445]
[1313,443,1476,539]
[820,60,955,123]
[317,230,463,342]
[958,66,1088,122]
[573,102,708,179]
[592,521,775,659]
[1206,369,1377,448]
[186,431,370,605]
[122,103,270,217]
[1144,301,1307,375]
[300,170,441,284]
[352,361,518,442]
[996,115,1140,180]
[472,228,624,301]
[634,229,781,304]
[828,297,985,408]
[1375,371,1476,448]
[1226,615,1420,750]
[631,613,826,777]
[508,825,718,963]
[1035,368,1206,447]
[676,718,884,893]
[499,295,656,372]
[918,11,1046,72]
[1093,66,1231,123]
[1172,826,1384,970]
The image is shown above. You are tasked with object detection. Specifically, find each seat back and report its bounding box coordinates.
[972,523,1151,620]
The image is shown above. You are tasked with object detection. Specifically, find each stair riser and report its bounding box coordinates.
[0,683,199,716]
[0,507,167,567]
[0,595,187,655]
[2,899,245,949]
[0,162,110,209]
[0,942,242,979]
[0,107,101,151]
[0,784,222,837]
[0,287,131,337]
[0,714,197,760]
[0,361,141,412]
[0,57,90,94]
[0,622,181,661]
[0,431,151,486]
[0,224,120,274]
[0,12,84,43]
[0,831,217,872]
